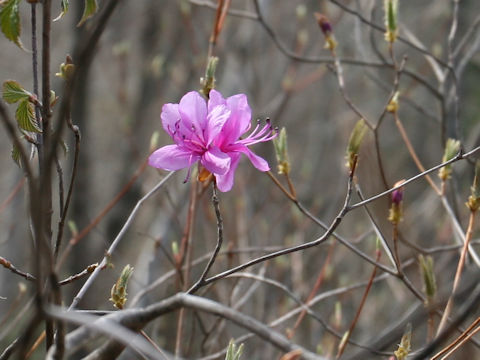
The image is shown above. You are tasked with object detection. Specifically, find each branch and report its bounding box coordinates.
[68,172,174,309]
[47,293,325,360]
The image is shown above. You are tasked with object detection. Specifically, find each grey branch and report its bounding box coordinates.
[47,293,325,360]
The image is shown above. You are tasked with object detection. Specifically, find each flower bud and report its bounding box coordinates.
[384,0,399,43]
[273,127,291,175]
[388,180,405,224]
[438,138,460,181]
[314,13,337,51]
[109,264,134,309]
[345,119,368,170]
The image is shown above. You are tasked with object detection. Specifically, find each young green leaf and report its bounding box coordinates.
[16,99,42,133]
[11,143,21,167]
[77,0,98,26]
[2,80,30,104]
[0,0,23,48]
[53,0,69,22]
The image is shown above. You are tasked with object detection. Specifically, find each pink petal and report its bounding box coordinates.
[236,145,270,171]
[206,105,230,146]
[178,91,208,136]
[148,145,198,171]
[215,153,241,192]
[220,94,252,145]
[208,89,226,112]
[201,147,231,175]
[160,103,180,138]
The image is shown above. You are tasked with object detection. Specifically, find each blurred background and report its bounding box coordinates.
[1,0,480,358]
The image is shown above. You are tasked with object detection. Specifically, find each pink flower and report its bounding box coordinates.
[149,90,276,192]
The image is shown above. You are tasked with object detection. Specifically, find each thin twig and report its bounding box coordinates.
[349,145,480,210]
[203,158,358,287]
[57,158,148,268]
[0,256,36,282]
[436,210,477,336]
[68,171,174,310]
[188,183,224,294]
[54,92,81,262]
[336,247,381,358]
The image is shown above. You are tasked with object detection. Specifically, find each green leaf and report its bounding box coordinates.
[2,80,30,103]
[16,99,42,133]
[77,0,98,26]
[0,0,23,48]
[53,0,69,22]
[11,143,21,167]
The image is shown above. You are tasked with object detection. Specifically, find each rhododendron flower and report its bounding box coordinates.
[149,90,276,192]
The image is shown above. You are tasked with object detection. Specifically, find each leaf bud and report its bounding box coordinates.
[384,0,399,43]
[394,324,412,360]
[109,264,134,309]
[295,5,307,21]
[438,138,460,181]
[386,91,399,113]
[55,55,75,81]
[345,119,367,170]
[419,255,436,304]
[200,56,219,97]
[273,127,291,175]
[467,161,480,212]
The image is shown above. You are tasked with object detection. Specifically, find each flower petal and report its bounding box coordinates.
[178,91,208,137]
[235,145,270,171]
[206,104,230,146]
[215,153,241,192]
[208,89,226,112]
[160,103,180,138]
[148,145,198,171]
[219,93,252,145]
[201,147,231,175]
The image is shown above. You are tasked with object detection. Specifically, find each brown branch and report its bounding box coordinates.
[0,256,36,282]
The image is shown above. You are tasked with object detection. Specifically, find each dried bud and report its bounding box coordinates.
[87,263,98,273]
[109,264,134,309]
[273,127,290,175]
[200,56,219,97]
[388,180,405,224]
[384,0,399,43]
[345,119,368,170]
[438,138,460,181]
[419,255,436,305]
[467,161,480,212]
[394,324,412,360]
[314,13,337,50]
